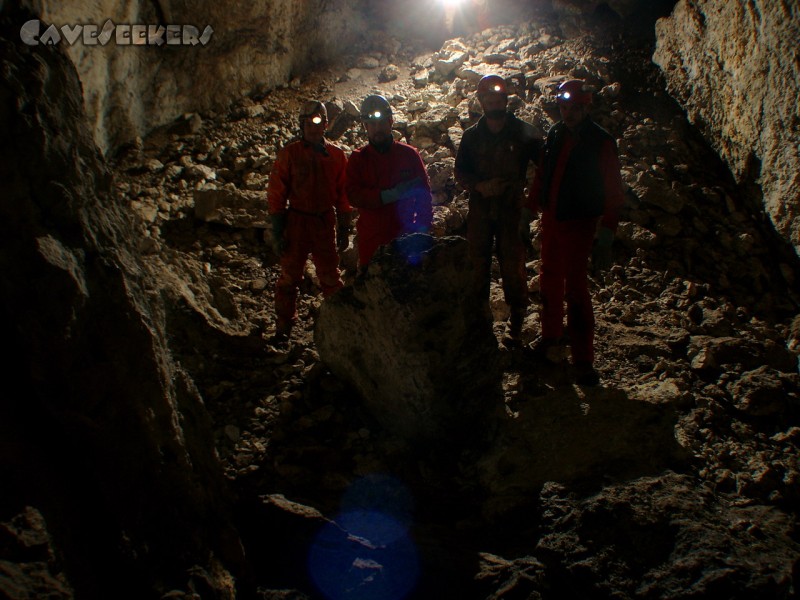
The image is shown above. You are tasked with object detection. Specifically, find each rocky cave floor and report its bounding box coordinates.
[109,15,800,600]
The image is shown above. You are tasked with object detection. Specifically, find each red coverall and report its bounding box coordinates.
[345,141,433,267]
[268,139,351,330]
[528,119,624,364]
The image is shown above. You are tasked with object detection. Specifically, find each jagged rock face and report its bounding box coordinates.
[315,235,502,443]
[26,0,368,154]
[0,7,240,597]
[654,0,800,256]
[477,473,799,598]
[0,508,75,598]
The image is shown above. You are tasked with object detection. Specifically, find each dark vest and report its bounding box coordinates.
[460,113,540,183]
[541,119,614,221]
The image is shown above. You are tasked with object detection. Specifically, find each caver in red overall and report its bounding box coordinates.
[528,84,624,372]
[346,94,433,268]
[346,141,432,266]
[268,136,351,335]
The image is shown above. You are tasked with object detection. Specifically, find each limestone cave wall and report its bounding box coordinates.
[654,0,800,256]
[26,0,368,154]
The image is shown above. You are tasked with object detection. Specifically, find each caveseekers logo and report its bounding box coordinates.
[20,19,214,46]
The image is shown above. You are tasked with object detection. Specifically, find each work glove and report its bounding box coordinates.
[380,177,422,205]
[592,226,614,272]
[269,213,288,257]
[518,206,534,247]
[475,177,509,198]
[336,211,352,252]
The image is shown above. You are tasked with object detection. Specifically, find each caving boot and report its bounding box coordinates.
[574,361,600,386]
[530,336,568,363]
[501,307,525,349]
[270,320,292,348]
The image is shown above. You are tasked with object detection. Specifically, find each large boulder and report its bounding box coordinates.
[654,0,800,256]
[194,187,269,228]
[315,234,502,443]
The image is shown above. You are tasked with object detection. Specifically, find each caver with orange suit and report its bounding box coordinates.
[267,100,353,343]
[527,79,625,385]
[345,94,433,270]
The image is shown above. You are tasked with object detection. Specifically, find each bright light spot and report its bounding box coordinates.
[441,0,466,6]
[311,115,323,124]
[493,84,501,92]
[373,110,383,119]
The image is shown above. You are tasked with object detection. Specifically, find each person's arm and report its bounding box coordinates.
[411,152,433,231]
[267,146,292,255]
[455,129,510,197]
[526,152,544,215]
[527,131,542,175]
[267,146,290,215]
[333,149,352,215]
[454,130,480,193]
[599,139,624,232]
[591,139,625,271]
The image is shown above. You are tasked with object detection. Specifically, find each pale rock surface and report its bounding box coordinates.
[315,235,502,442]
[194,187,270,229]
[29,0,368,154]
[654,0,800,255]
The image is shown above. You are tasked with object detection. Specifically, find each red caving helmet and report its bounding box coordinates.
[477,75,508,97]
[556,79,592,105]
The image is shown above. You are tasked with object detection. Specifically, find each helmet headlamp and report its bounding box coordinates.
[556,80,592,105]
[359,95,393,121]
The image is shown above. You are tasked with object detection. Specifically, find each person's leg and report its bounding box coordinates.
[311,212,344,297]
[275,213,311,336]
[496,206,528,342]
[539,212,566,342]
[563,219,598,367]
[466,200,495,302]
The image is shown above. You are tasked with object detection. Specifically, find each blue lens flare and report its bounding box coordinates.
[396,233,433,267]
[308,475,420,600]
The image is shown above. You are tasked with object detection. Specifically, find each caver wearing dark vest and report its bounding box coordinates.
[455,75,541,348]
[540,119,612,222]
[527,79,624,386]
